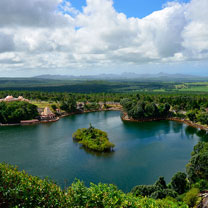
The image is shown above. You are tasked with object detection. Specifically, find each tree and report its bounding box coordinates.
[0,101,38,124]
[60,96,77,113]
[155,177,167,189]
[187,110,197,122]
[187,152,208,182]
[51,104,57,112]
[170,172,188,194]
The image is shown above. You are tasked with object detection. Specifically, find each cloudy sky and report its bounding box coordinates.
[0,0,208,77]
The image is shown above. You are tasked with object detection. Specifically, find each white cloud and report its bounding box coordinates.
[0,0,207,74]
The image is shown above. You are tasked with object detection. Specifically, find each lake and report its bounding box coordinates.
[0,111,202,192]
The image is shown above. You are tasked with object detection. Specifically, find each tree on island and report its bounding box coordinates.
[72,124,115,152]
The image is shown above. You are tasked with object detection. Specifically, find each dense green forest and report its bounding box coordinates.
[73,125,115,152]
[120,93,208,125]
[0,101,38,124]
[0,78,208,93]
[1,90,208,125]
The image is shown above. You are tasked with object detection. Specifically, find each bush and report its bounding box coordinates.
[150,189,177,200]
[187,151,208,183]
[155,177,167,189]
[183,188,199,208]
[0,163,188,208]
[131,185,157,197]
[132,177,178,200]
[0,163,69,208]
[192,179,208,192]
[170,172,188,194]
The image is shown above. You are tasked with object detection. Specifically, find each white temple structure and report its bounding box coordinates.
[0,95,29,102]
[40,107,56,120]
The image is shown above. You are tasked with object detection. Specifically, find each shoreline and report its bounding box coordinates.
[121,113,208,131]
[0,107,121,127]
[2,106,207,132]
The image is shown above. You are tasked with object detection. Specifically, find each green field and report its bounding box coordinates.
[0,78,208,93]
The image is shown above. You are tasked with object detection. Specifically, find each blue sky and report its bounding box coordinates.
[69,0,191,18]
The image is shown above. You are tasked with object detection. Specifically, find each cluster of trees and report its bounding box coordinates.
[59,96,77,113]
[0,163,188,208]
[1,91,208,125]
[186,110,208,125]
[119,93,208,125]
[131,141,208,207]
[0,91,123,103]
[72,125,115,152]
[186,142,208,183]
[132,173,188,200]
[84,103,100,111]
[0,101,38,124]
[121,98,171,120]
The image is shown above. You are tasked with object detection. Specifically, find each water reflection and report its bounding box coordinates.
[185,126,208,142]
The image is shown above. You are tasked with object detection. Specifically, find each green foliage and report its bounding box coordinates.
[150,189,177,200]
[51,104,57,112]
[183,188,199,208]
[131,185,157,197]
[170,172,188,194]
[121,98,171,120]
[0,163,188,208]
[73,125,115,152]
[155,177,167,189]
[196,112,208,125]
[0,101,38,124]
[132,177,177,200]
[84,102,100,111]
[60,95,77,113]
[187,142,208,183]
[0,163,70,208]
[186,110,197,122]
[192,179,208,192]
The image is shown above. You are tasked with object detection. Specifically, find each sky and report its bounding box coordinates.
[0,0,208,77]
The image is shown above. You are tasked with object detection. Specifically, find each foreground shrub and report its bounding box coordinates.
[0,163,188,208]
[183,188,199,208]
[132,177,177,200]
[192,179,208,192]
[0,163,69,208]
[170,172,188,194]
[187,142,208,183]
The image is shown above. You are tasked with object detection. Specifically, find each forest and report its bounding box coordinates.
[0,78,208,93]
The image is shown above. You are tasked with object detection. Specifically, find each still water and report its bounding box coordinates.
[0,111,202,192]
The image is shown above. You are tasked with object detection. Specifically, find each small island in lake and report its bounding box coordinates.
[72,124,115,152]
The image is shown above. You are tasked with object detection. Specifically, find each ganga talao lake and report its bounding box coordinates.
[0,111,203,192]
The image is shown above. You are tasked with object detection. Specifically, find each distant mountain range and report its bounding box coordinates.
[33,72,204,81]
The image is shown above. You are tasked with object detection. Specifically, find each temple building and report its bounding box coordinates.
[0,95,29,102]
[40,107,56,120]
